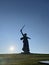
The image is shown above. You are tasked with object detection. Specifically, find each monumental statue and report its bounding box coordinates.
[20,25,31,54]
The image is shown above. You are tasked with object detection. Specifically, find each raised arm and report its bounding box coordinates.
[20,29,24,36]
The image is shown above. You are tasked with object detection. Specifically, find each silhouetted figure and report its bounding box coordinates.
[20,27,31,54]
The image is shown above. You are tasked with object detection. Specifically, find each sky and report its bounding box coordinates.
[0,0,49,54]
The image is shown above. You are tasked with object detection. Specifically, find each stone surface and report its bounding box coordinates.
[39,61,49,64]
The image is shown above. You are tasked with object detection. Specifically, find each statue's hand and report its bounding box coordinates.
[20,29,22,32]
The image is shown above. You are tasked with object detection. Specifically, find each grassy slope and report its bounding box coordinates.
[0,53,49,65]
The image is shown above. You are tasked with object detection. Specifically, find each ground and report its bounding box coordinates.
[0,53,49,65]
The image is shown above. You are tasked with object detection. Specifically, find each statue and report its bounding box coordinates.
[20,25,31,54]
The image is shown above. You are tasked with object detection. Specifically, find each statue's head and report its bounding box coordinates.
[24,33,27,36]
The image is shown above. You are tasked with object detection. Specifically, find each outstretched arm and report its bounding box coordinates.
[27,37,31,39]
[20,37,23,40]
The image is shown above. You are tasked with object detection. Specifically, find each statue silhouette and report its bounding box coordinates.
[20,26,31,54]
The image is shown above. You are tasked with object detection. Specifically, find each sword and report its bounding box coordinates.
[20,25,25,31]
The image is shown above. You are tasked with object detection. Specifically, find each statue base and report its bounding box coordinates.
[21,51,30,54]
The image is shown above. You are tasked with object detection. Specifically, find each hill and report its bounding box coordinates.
[0,53,49,65]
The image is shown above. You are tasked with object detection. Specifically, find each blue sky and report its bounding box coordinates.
[0,0,49,54]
